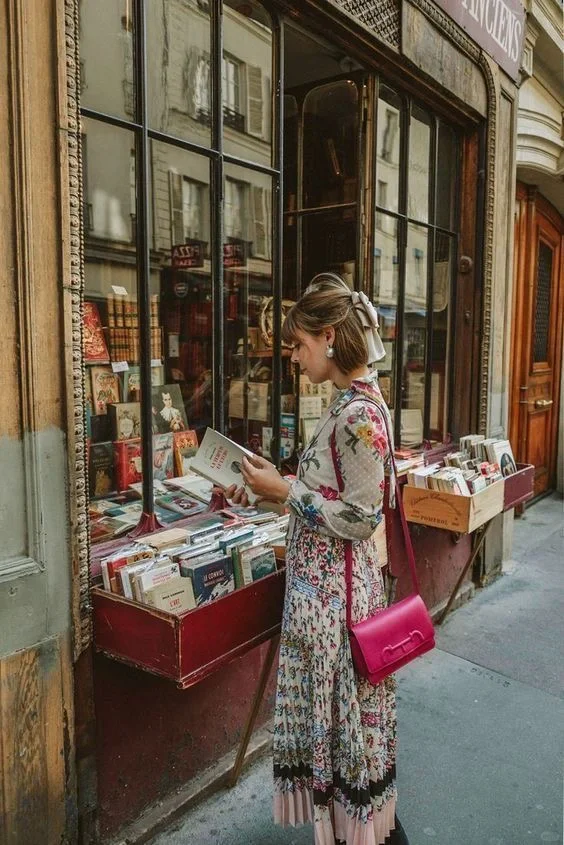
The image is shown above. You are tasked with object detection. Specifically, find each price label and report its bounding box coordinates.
[111,285,128,296]
[111,361,129,373]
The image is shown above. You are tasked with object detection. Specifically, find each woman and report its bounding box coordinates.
[225,273,407,845]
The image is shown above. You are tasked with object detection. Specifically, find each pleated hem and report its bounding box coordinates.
[274,788,396,845]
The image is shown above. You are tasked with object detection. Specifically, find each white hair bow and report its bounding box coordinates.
[350,290,386,363]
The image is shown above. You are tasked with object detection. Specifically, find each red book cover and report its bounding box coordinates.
[114,438,143,492]
[173,429,199,476]
[83,301,110,363]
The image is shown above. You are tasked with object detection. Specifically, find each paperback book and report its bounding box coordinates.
[181,554,235,606]
[190,429,258,503]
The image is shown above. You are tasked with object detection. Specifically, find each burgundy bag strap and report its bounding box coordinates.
[329,400,420,628]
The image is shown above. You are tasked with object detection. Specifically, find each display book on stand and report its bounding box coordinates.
[95,427,290,617]
[397,434,534,533]
[83,295,206,542]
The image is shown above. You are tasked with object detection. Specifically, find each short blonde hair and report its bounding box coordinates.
[282,273,368,373]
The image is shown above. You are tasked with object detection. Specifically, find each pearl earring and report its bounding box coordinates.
[326,346,334,359]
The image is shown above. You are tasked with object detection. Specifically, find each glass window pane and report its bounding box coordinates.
[223,1,273,166]
[431,232,454,441]
[82,119,146,542]
[80,0,135,120]
[436,123,458,230]
[401,223,429,448]
[147,1,212,146]
[372,213,400,410]
[376,86,402,214]
[223,163,275,455]
[301,207,357,288]
[284,95,298,214]
[303,81,359,209]
[408,106,432,223]
[149,143,212,448]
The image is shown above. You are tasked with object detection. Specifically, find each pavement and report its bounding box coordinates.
[147,494,564,845]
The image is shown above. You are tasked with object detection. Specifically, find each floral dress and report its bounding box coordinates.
[273,371,397,845]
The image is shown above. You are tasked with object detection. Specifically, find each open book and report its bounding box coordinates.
[190,429,258,504]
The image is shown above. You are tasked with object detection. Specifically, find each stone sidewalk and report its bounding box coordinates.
[147,494,564,845]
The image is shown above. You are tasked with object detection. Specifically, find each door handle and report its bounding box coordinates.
[534,398,553,408]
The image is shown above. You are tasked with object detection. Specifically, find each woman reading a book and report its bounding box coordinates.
[223,273,407,845]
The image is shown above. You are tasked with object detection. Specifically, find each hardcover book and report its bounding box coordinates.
[190,429,258,503]
[182,554,235,606]
[83,300,110,363]
[173,429,199,476]
[90,367,120,414]
[88,441,116,498]
[152,433,175,480]
[108,402,142,441]
[151,384,188,434]
[114,438,142,492]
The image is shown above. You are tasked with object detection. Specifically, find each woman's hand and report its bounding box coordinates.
[213,484,250,506]
[241,455,290,503]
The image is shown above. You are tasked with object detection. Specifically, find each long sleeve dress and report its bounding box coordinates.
[273,371,397,845]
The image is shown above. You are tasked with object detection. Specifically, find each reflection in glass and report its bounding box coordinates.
[223,0,273,165]
[401,224,429,448]
[146,1,212,146]
[284,96,298,214]
[150,142,212,439]
[430,232,454,440]
[80,0,135,120]
[436,124,458,231]
[376,86,402,214]
[408,106,432,223]
[223,163,274,453]
[302,208,357,289]
[372,214,399,409]
[82,119,143,539]
[303,81,359,208]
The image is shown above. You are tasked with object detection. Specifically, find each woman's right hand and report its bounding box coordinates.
[213,484,250,507]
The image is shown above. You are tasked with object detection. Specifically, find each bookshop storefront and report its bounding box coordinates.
[68,0,525,839]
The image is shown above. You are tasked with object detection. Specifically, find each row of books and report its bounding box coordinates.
[406,435,518,495]
[99,508,288,614]
[84,298,161,365]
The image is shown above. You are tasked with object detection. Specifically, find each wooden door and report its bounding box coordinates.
[510,185,564,497]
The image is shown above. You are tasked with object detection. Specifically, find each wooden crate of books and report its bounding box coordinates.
[503,463,535,510]
[92,567,285,689]
[402,480,504,533]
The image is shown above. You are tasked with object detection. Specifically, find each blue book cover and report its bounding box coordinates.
[183,554,235,605]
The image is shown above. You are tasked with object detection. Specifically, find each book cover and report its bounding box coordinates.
[246,545,277,582]
[90,366,120,414]
[133,561,180,602]
[155,491,206,519]
[153,433,175,480]
[151,383,188,434]
[88,441,115,498]
[228,380,269,422]
[100,546,154,593]
[190,428,258,503]
[164,472,214,504]
[143,526,189,551]
[182,554,235,606]
[173,429,199,476]
[114,438,142,492]
[487,439,517,477]
[122,366,141,402]
[183,513,225,545]
[83,301,110,363]
[108,402,142,441]
[143,576,196,614]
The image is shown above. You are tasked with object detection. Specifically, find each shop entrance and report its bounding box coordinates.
[511,184,564,497]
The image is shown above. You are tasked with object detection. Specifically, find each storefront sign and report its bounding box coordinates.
[433,0,525,81]
[171,241,205,269]
[223,239,248,268]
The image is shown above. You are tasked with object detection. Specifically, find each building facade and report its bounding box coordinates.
[1,0,547,842]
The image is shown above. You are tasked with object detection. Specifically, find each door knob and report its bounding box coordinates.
[534,398,553,408]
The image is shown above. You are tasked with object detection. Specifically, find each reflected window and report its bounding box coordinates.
[225,179,246,240]
[169,174,204,244]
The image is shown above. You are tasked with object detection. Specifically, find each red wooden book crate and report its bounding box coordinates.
[92,568,286,689]
[503,463,535,510]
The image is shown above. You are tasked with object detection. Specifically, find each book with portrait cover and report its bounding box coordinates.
[152,433,175,481]
[90,366,120,414]
[83,301,110,363]
[190,428,258,503]
[151,383,188,434]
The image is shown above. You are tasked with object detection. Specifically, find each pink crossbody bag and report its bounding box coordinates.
[330,400,435,685]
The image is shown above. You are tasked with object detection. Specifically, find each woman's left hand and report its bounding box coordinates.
[241,455,290,503]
